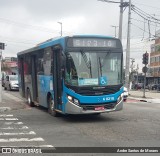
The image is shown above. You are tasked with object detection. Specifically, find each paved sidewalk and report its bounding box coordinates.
[0,91,27,112]
[128,90,160,103]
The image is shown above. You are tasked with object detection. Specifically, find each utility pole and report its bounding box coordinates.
[98,0,128,41]
[118,0,123,41]
[130,58,135,72]
[125,0,131,91]
[0,50,2,103]
[0,42,5,103]
[58,22,62,36]
[136,64,139,84]
[111,25,118,37]
[142,51,149,98]
[130,58,135,90]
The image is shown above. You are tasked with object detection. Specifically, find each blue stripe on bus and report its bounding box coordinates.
[64,86,123,104]
[38,38,66,49]
[72,35,115,39]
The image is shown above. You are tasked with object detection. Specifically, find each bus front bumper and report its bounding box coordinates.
[65,100,123,115]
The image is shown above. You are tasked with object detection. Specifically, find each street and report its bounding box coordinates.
[0,89,160,155]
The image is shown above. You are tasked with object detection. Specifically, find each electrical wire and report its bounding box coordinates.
[0,17,59,34]
[133,2,160,11]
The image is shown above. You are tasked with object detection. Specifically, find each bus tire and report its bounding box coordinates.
[26,89,34,107]
[48,96,60,117]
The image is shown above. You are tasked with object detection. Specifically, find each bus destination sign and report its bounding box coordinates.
[72,38,116,48]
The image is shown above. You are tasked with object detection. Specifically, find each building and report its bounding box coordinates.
[149,30,160,84]
[2,57,18,75]
[4,57,17,62]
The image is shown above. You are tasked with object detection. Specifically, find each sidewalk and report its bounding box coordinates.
[0,91,27,112]
[128,90,160,103]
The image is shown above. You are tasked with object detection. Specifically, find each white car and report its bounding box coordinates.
[123,87,128,101]
[4,75,19,91]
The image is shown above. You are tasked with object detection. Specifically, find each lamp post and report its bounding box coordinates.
[111,25,118,37]
[57,22,62,36]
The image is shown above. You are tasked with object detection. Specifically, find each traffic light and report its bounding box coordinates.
[0,42,5,50]
[142,52,149,65]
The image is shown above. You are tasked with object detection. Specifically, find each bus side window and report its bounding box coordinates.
[37,50,44,75]
[43,47,52,76]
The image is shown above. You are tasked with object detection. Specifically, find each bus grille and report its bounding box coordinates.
[80,102,117,111]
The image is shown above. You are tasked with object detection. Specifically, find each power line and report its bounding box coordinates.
[133,2,160,10]
[98,0,120,4]
[0,17,59,34]
[131,23,156,38]
[131,6,160,24]
[130,4,160,40]
[0,35,41,44]
[131,18,160,27]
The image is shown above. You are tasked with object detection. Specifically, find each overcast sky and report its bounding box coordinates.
[0,0,160,71]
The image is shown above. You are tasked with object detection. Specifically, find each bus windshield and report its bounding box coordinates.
[65,51,122,86]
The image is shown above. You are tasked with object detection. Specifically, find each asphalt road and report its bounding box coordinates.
[0,90,160,155]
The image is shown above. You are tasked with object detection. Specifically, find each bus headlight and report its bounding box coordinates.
[67,95,73,101]
[67,95,80,106]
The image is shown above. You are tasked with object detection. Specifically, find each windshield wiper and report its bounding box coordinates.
[80,51,92,78]
[98,57,102,77]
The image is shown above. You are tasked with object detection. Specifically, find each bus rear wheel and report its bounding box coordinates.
[26,89,34,107]
[48,96,60,117]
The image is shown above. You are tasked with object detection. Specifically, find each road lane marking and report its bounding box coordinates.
[0,126,29,130]
[0,118,19,121]
[4,122,23,125]
[5,118,19,121]
[0,137,44,142]
[0,114,13,117]
[0,131,36,136]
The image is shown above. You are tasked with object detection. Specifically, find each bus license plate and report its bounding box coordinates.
[95,106,105,111]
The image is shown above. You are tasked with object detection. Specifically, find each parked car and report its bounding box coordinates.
[151,84,159,90]
[3,75,19,91]
[123,87,128,101]
[134,83,143,90]
[157,84,160,91]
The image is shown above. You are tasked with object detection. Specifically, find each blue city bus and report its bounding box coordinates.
[17,35,124,116]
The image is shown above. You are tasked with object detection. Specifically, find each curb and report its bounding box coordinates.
[128,96,160,103]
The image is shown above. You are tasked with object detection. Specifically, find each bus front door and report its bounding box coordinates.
[53,47,63,111]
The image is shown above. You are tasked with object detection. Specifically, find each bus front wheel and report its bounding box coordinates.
[26,89,34,107]
[48,96,60,117]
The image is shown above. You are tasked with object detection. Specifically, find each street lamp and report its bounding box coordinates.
[57,22,62,36]
[111,25,118,37]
